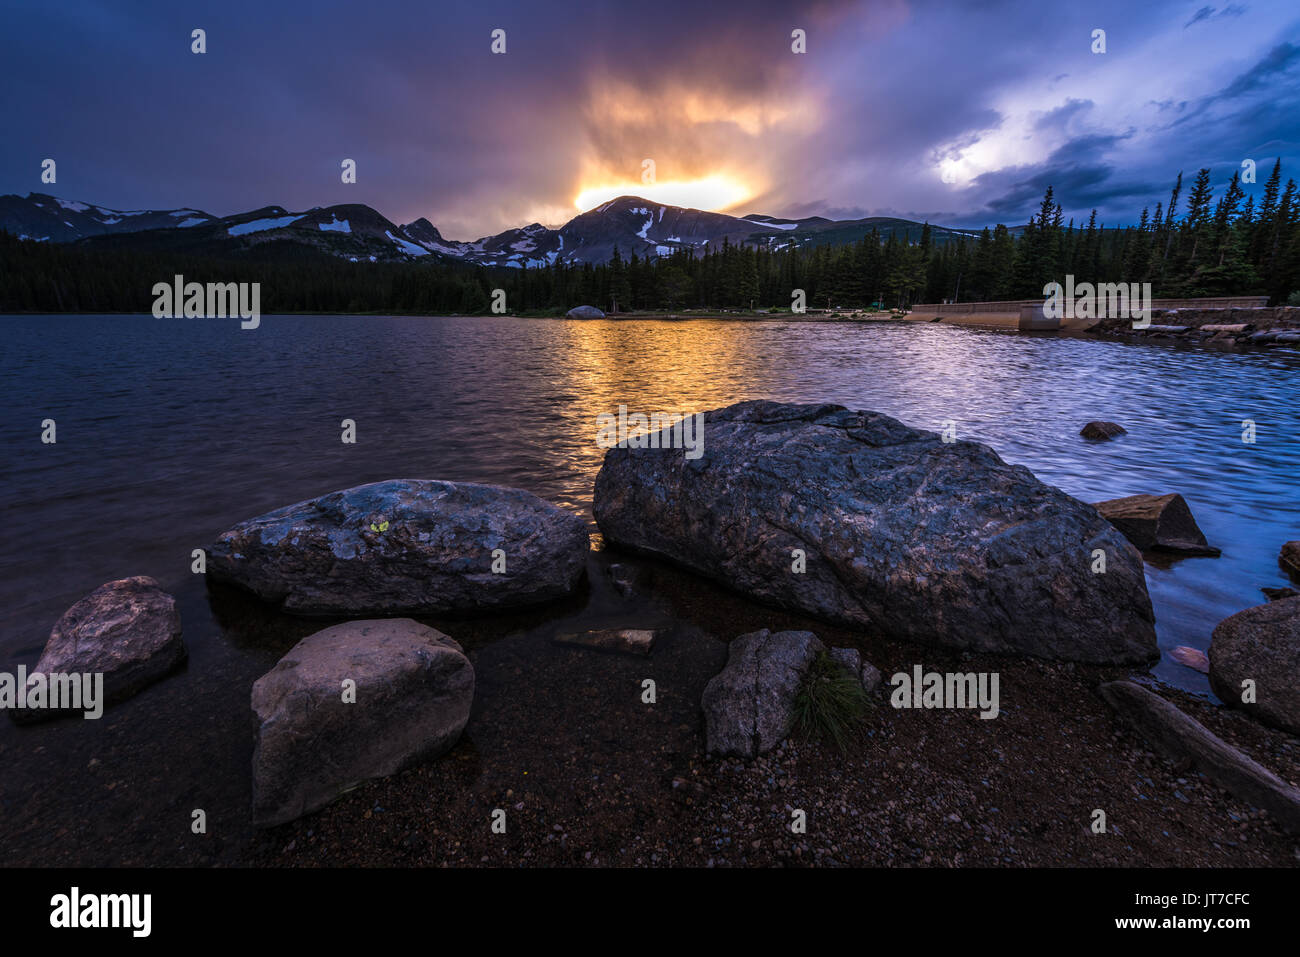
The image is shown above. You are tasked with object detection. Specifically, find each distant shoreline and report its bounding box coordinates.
[4,309,1299,349]
[0,309,898,320]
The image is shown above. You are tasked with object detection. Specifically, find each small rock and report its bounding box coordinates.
[860,661,883,694]
[829,647,882,693]
[1280,541,1300,582]
[608,563,635,597]
[13,576,185,723]
[565,305,605,320]
[1093,492,1221,556]
[1170,645,1210,674]
[553,628,656,656]
[1262,586,1300,602]
[1080,421,1126,440]
[829,647,860,673]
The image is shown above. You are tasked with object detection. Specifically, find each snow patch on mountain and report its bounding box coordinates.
[228,215,301,236]
[422,241,463,255]
[386,230,429,256]
[319,216,351,233]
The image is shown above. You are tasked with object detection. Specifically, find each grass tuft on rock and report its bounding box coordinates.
[792,651,872,754]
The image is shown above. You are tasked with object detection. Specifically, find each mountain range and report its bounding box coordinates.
[0,192,990,268]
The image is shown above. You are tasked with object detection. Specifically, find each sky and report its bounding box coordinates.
[1,0,1298,240]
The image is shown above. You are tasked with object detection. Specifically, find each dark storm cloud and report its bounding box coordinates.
[1146,40,1300,191]
[965,133,1147,225]
[1034,99,1095,133]
[1,0,1297,235]
[1213,41,1300,101]
[970,33,1300,226]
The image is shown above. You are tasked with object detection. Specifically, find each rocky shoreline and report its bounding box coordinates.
[236,647,1298,868]
[1082,306,1300,347]
[7,400,1300,866]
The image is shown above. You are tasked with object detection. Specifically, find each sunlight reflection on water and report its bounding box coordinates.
[2,314,1298,694]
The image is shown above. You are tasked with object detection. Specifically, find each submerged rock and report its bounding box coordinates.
[1209,596,1300,735]
[14,576,185,722]
[565,305,605,320]
[607,563,635,597]
[208,479,588,616]
[553,628,656,656]
[1099,680,1300,834]
[1092,493,1221,557]
[702,629,823,758]
[594,400,1155,664]
[1280,541,1300,581]
[1080,421,1127,440]
[251,618,473,828]
[1262,586,1300,602]
[1170,645,1210,674]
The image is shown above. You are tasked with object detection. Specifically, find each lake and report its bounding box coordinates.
[1,314,1298,861]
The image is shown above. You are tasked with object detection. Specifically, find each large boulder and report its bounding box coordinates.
[251,618,474,827]
[1209,596,1300,735]
[1092,493,1220,556]
[208,479,588,616]
[14,576,185,722]
[702,630,823,757]
[594,400,1156,663]
[565,305,605,320]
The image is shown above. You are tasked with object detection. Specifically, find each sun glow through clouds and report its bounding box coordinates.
[574,175,752,213]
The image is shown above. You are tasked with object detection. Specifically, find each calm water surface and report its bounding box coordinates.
[1,315,1297,860]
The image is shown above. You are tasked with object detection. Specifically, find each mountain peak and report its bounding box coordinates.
[2,190,981,266]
